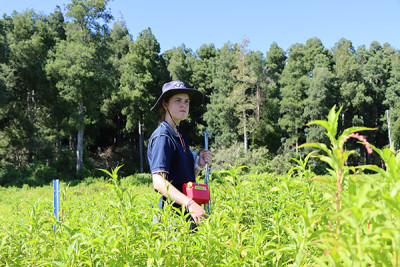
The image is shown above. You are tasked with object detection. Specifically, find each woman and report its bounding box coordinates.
[147,80,212,227]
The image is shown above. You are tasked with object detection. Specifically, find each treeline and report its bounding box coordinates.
[1,0,399,186]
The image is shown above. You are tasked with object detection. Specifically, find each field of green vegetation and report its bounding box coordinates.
[1,108,399,266]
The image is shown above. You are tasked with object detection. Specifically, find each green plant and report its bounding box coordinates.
[296,105,400,265]
[1,129,399,266]
[299,106,375,242]
[219,164,248,187]
[288,151,316,180]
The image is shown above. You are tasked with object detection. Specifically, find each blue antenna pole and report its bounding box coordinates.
[202,131,211,215]
[53,179,59,230]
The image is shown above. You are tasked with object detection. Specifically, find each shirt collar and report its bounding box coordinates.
[161,121,179,137]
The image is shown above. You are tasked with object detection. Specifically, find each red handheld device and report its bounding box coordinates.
[182,182,210,204]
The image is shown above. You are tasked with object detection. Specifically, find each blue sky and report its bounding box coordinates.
[2,0,400,54]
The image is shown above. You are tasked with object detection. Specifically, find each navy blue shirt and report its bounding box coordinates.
[147,121,196,192]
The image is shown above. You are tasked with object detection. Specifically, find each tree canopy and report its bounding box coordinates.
[0,1,399,185]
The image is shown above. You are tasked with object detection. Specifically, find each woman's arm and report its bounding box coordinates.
[152,172,191,206]
[152,172,207,224]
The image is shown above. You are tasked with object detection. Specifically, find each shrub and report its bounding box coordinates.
[76,168,93,180]
[212,142,270,172]
[0,165,33,187]
[82,176,104,185]
[120,173,152,187]
[32,163,58,185]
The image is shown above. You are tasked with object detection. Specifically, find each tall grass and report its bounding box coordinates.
[1,106,399,265]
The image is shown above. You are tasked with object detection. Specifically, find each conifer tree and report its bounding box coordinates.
[280,38,329,153]
[332,38,360,129]
[252,43,285,153]
[303,54,335,143]
[1,10,65,169]
[100,19,131,147]
[46,0,113,173]
[361,42,395,149]
[118,28,165,171]
[279,43,308,153]
[385,53,400,150]
[203,42,239,147]
[165,44,195,82]
[229,38,263,154]
[190,43,216,142]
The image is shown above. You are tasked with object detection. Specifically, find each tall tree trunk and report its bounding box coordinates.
[27,89,36,163]
[243,110,248,154]
[76,98,84,173]
[387,109,393,150]
[341,112,345,128]
[139,121,144,173]
[256,85,261,121]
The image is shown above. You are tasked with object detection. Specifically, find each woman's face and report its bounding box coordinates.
[163,93,190,123]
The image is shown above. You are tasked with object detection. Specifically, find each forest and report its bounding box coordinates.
[1,0,400,186]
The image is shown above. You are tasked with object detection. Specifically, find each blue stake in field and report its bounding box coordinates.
[53,179,60,230]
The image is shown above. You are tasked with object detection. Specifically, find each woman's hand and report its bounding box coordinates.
[186,200,208,224]
[198,149,212,168]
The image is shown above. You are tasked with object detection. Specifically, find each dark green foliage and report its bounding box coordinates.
[203,43,239,147]
[0,1,399,186]
[386,53,400,149]
[303,54,335,144]
[252,43,285,153]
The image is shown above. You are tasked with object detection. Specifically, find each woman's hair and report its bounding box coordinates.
[159,105,166,120]
[157,100,167,124]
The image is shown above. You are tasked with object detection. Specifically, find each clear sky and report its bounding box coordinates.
[1,0,400,54]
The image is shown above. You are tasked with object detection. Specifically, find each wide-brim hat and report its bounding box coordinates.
[150,80,204,113]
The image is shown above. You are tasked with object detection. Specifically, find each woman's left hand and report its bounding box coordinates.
[198,149,212,168]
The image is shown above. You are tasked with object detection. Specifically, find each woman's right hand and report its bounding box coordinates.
[187,201,208,224]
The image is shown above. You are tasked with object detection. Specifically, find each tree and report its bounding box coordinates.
[191,44,216,98]
[119,28,165,172]
[252,43,285,153]
[332,38,360,130]
[119,28,164,131]
[280,37,329,153]
[190,43,216,141]
[100,19,131,147]
[203,42,239,148]
[164,44,195,82]
[303,54,335,143]
[0,17,9,64]
[0,9,65,169]
[279,43,308,152]
[0,17,8,109]
[46,0,113,173]
[229,38,261,154]
[361,42,395,149]
[385,53,400,150]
